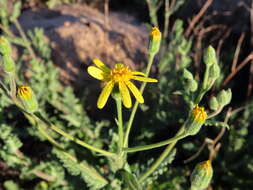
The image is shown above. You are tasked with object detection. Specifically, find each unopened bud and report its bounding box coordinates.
[1,55,15,73]
[17,85,38,113]
[225,88,232,105]
[149,27,161,54]
[204,46,217,67]
[186,79,198,92]
[209,96,219,111]
[183,69,193,80]
[209,63,220,80]
[190,160,213,190]
[0,36,12,55]
[217,90,226,107]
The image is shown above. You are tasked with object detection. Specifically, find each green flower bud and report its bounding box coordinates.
[183,69,193,80]
[1,55,15,73]
[148,27,161,54]
[0,36,12,55]
[185,105,207,136]
[204,46,217,67]
[217,90,227,107]
[190,160,213,190]
[225,88,232,105]
[209,63,220,80]
[17,85,38,113]
[185,79,198,92]
[209,96,219,111]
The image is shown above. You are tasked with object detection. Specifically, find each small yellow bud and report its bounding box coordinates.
[17,85,38,113]
[185,105,207,136]
[150,27,161,42]
[190,160,213,190]
[149,27,161,54]
[192,105,207,123]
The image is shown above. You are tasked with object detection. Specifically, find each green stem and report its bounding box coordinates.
[124,132,187,153]
[33,112,116,158]
[28,114,108,185]
[116,97,124,152]
[9,73,16,98]
[194,65,210,104]
[0,80,10,95]
[139,126,185,183]
[124,53,156,148]
[207,107,223,119]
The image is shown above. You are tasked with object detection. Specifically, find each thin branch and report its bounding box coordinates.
[185,0,214,37]
[183,140,207,164]
[223,53,253,86]
[216,28,231,58]
[248,0,253,97]
[231,33,245,72]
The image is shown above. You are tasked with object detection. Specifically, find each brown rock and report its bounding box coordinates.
[18,4,149,88]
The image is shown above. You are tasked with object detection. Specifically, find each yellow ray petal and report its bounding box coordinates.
[131,71,146,76]
[97,81,114,109]
[131,76,158,83]
[93,58,110,72]
[125,81,144,104]
[87,66,105,80]
[119,82,132,108]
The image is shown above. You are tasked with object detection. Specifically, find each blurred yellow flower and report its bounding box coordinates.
[87,58,157,109]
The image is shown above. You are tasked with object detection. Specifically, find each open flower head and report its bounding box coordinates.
[87,58,157,109]
[192,105,207,123]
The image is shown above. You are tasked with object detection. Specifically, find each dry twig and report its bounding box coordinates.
[185,0,214,37]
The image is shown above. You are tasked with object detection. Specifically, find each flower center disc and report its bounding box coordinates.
[111,64,132,82]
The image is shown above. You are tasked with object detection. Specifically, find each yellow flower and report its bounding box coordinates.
[150,27,161,41]
[87,58,158,109]
[192,105,207,122]
[17,85,32,99]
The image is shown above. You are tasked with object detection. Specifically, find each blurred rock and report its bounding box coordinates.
[17,4,149,86]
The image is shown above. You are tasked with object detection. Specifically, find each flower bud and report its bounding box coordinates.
[217,89,232,107]
[217,90,227,107]
[185,79,198,92]
[148,27,161,54]
[209,96,219,111]
[209,62,220,80]
[17,85,38,113]
[225,88,232,105]
[183,69,193,80]
[0,36,12,55]
[185,105,207,136]
[190,160,213,190]
[1,55,15,73]
[204,46,217,67]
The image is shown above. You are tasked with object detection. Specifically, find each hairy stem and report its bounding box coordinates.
[124,53,156,148]
[139,126,185,182]
[116,98,124,152]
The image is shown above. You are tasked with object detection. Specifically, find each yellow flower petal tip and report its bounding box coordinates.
[150,27,161,41]
[87,60,157,109]
[192,105,207,122]
[17,85,32,99]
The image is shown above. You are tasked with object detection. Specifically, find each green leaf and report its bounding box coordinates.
[121,170,142,190]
